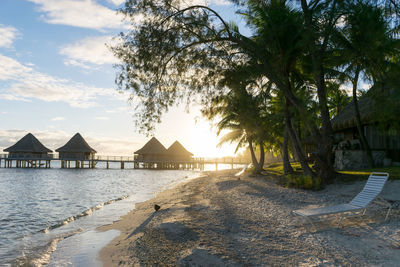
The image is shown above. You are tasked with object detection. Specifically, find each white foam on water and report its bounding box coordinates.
[12,229,83,267]
[42,195,130,233]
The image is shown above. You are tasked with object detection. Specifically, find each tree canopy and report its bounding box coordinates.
[112,0,400,183]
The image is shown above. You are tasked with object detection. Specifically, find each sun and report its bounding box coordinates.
[188,120,237,158]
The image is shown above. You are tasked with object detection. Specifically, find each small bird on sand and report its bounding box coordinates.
[154,204,161,211]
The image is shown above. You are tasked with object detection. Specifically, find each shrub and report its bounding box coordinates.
[285,174,322,190]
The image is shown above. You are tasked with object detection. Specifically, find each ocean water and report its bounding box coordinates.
[0,162,241,266]
[0,162,201,266]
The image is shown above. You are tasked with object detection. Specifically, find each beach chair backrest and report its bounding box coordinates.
[350,172,389,208]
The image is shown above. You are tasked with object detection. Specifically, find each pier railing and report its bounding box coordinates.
[0,153,54,159]
[0,153,249,164]
[0,153,135,161]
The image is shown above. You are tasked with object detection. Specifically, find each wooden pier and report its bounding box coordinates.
[0,154,247,170]
[0,154,210,170]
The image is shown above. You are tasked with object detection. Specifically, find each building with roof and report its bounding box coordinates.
[166,141,193,162]
[3,133,52,159]
[56,133,97,160]
[332,89,400,169]
[134,137,168,162]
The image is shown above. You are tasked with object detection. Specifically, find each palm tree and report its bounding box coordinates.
[335,2,396,167]
[241,1,316,178]
[202,77,267,174]
[326,82,351,119]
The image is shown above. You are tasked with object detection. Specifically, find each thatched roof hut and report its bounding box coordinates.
[332,88,400,155]
[4,133,52,158]
[166,141,193,161]
[134,137,168,162]
[331,96,376,132]
[56,133,96,159]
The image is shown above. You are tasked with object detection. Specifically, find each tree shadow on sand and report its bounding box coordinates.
[126,210,167,239]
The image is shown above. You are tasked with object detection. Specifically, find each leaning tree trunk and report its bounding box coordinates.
[352,70,375,167]
[254,141,265,174]
[283,125,294,174]
[248,137,261,174]
[285,97,314,177]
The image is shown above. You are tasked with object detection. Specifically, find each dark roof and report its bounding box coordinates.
[134,137,167,155]
[331,94,376,131]
[56,133,96,153]
[4,133,52,153]
[167,141,193,157]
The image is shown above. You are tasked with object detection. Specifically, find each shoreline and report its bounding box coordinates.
[27,169,205,266]
[99,170,400,266]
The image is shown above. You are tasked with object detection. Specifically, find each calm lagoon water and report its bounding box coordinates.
[0,162,240,266]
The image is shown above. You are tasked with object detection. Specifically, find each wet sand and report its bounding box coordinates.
[99,170,400,266]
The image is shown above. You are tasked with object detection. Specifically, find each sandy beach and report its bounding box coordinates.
[99,170,400,266]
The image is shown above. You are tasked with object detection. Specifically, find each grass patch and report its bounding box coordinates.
[339,166,400,181]
[263,162,322,190]
[263,162,303,175]
[245,165,255,174]
[263,162,400,188]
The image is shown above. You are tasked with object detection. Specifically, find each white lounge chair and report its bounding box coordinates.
[293,172,392,228]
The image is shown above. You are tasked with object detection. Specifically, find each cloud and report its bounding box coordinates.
[0,129,140,155]
[105,106,128,113]
[0,53,121,107]
[27,0,127,30]
[182,0,231,6]
[27,0,228,31]
[106,0,125,6]
[60,35,119,68]
[95,116,110,120]
[211,0,231,5]
[51,117,66,121]
[0,25,20,48]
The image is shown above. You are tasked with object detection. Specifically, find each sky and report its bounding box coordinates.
[0,0,248,157]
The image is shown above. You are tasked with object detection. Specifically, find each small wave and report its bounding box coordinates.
[42,195,129,233]
[12,229,82,267]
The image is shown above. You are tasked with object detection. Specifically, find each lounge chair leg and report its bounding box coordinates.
[362,208,366,216]
[385,206,392,221]
[377,196,392,221]
[297,214,317,232]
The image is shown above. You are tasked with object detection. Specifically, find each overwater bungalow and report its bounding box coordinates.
[134,137,168,162]
[3,133,52,159]
[56,133,97,160]
[166,141,193,162]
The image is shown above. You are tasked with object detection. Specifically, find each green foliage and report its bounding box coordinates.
[285,174,322,190]
[264,162,322,190]
[113,0,400,182]
[326,82,351,119]
[113,0,240,133]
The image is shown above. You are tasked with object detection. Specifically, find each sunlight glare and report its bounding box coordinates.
[188,120,238,158]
